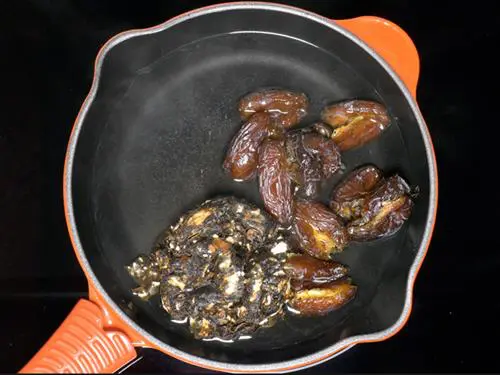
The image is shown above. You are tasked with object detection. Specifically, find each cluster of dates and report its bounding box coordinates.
[223,88,415,308]
[330,165,414,242]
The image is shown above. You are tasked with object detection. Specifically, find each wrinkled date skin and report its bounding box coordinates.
[286,128,342,198]
[223,112,275,181]
[285,130,321,198]
[284,253,349,290]
[293,200,348,260]
[289,279,357,316]
[330,164,383,221]
[320,100,390,151]
[258,138,294,225]
[347,174,414,241]
[239,89,309,128]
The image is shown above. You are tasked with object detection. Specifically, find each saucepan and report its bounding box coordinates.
[20,2,437,373]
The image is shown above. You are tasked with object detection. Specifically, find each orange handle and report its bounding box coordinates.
[19,299,137,373]
[335,16,420,98]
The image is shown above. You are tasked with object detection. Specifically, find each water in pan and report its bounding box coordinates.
[89,30,415,361]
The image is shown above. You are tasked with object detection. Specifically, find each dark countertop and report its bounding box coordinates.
[1,0,497,373]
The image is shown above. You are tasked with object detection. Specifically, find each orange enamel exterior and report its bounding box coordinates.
[19,300,137,373]
[20,5,437,374]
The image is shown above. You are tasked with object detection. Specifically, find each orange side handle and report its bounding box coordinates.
[19,299,137,373]
[335,16,420,98]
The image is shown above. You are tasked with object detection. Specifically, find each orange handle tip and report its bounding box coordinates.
[335,16,420,99]
[19,299,137,374]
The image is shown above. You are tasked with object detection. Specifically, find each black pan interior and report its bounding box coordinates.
[71,7,431,364]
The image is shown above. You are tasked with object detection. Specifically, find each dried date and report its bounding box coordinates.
[258,138,294,225]
[284,253,349,290]
[347,174,414,241]
[289,279,357,316]
[320,100,390,151]
[293,200,348,260]
[286,128,342,198]
[239,89,309,128]
[330,164,383,221]
[223,112,274,181]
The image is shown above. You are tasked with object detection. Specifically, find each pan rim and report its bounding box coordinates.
[63,1,438,373]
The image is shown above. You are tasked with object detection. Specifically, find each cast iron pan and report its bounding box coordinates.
[20,3,437,373]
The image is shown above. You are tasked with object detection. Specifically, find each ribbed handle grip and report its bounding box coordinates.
[19,299,137,373]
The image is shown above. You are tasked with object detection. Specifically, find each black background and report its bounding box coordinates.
[1,0,498,373]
